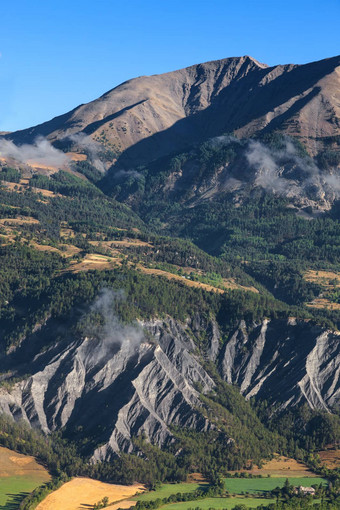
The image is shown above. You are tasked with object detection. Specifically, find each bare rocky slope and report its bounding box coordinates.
[4,55,340,163]
[218,318,340,413]
[0,314,339,460]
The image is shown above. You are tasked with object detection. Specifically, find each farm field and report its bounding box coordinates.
[66,253,120,272]
[0,446,50,509]
[233,455,318,477]
[319,448,340,469]
[36,477,145,510]
[223,477,327,494]
[133,483,206,501]
[305,270,340,286]
[307,298,340,310]
[133,475,327,510]
[159,497,276,509]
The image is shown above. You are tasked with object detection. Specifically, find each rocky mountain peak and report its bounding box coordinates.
[4,55,339,165]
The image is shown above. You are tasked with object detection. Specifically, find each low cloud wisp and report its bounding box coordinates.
[68,132,107,173]
[0,136,70,168]
[246,138,340,199]
[83,289,145,361]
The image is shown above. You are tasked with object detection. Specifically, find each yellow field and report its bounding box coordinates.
[65,152,87,162]
[222,278,259,293]
[89,239,153,249]
[230,455,317,477]
[66,253,121,272]
[33,187,60,197]
[306,298,340,311]
[60,226,76,237]
[1,179,60,197]
[0,446,50,480]
[0,446,50,507]
[304,270,340,309]
[319,448,340,469]
[110,239,152,247]
[0,181,27,194]
[0,216,39,226]
[138,266,258,295]
[187,472,207,483]
[138,266,225,294]
[31,241,81,258]
[36,478,145,510]
[305,270,340,287]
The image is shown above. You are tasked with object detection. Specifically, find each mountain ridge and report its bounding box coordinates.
[3,54,340,165]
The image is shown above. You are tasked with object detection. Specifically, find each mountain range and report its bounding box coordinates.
[0,55,340,480]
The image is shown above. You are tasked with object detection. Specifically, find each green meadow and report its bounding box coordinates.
[134,476,327,510]
[134,483,206,501]
[158,497,276,509]
[223,477,327,494]
[0,476,47,509]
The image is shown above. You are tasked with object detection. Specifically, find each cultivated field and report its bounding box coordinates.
[139,266,224,294]
[319,448,340,469]
[307,298,340,311]
[36,478,145,510]
[223,477,326,494]
[32,241,82,258]
[241,455,319,477]
[66,253,120,272]
[305,270,340,287]
[305,270,340,309]
[0,216,39,226]
[133,471,327,510]
[160,497,276,510]
[1,179,60,197]
[133,483,206,502]
[0,446,50,508]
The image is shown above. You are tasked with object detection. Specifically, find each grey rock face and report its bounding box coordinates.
[0,314,339,460]
[219,318,340,412]
[0,318,215,460]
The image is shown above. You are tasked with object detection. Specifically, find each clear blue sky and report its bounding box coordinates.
[1,0,339,132]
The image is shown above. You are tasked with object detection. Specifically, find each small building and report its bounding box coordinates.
[297,486,316,495]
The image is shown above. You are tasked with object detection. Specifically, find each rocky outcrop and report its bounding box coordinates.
[0,318,215,460]
[0,314,339,459]
[219,318,340,412]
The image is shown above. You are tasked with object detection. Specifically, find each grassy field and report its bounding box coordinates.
[0,446,50,509]
[134,483,206,501]
[159,497,276,509]
[133,476,327,510]
[224,477,327,495]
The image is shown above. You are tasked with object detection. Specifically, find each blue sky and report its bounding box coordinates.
[1,0,339,132]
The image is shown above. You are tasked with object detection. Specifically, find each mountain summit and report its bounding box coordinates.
[5,55,340,164]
